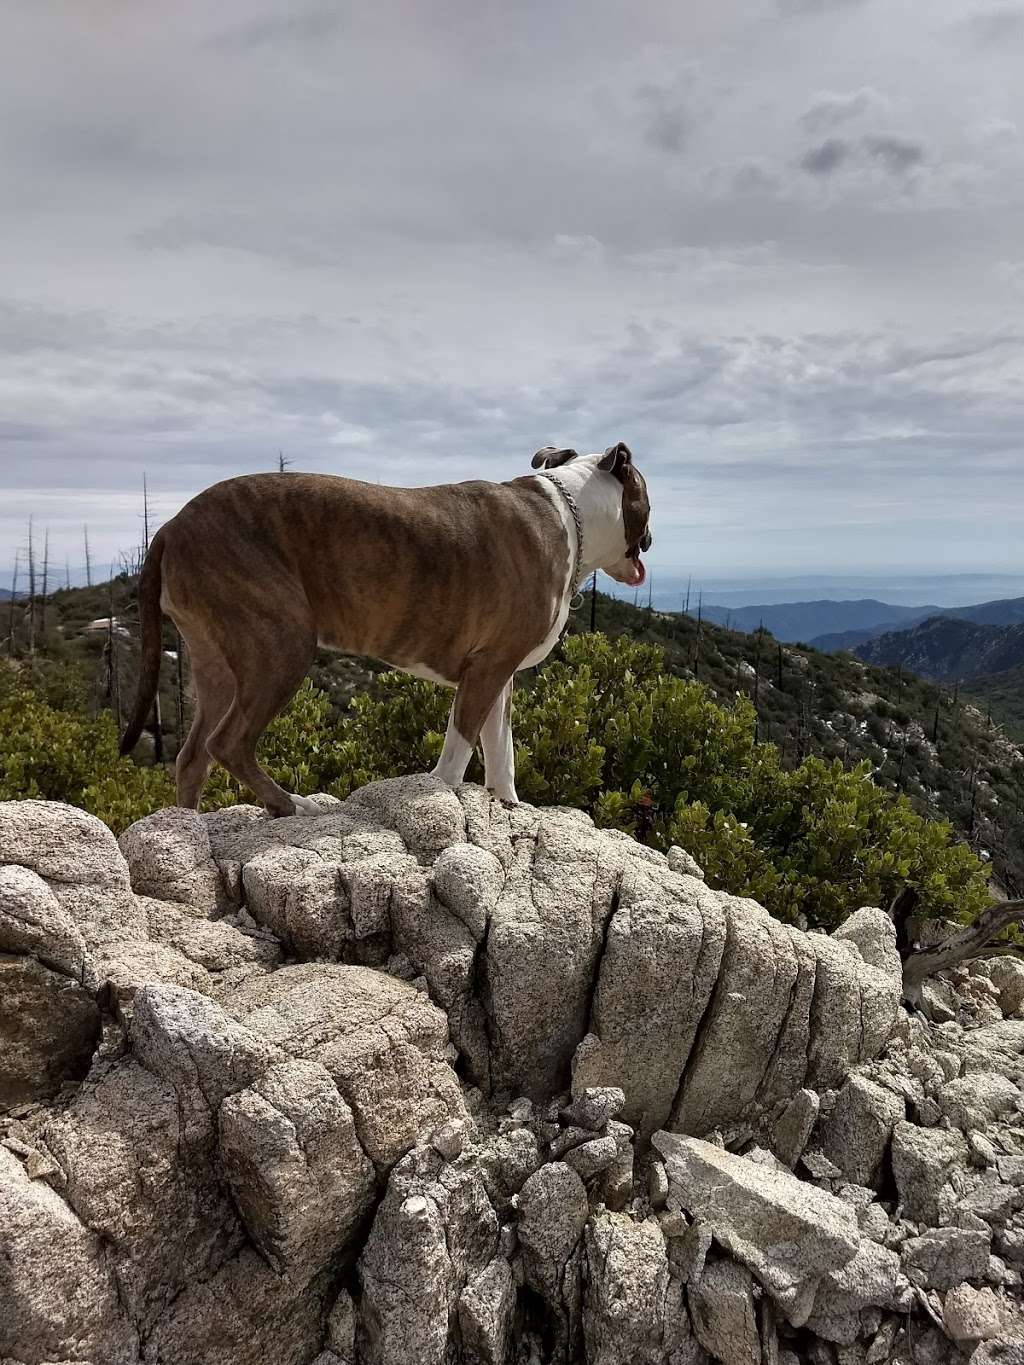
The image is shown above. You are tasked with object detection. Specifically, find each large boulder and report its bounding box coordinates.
[0,952,100,1105]
[817,1072,905,1188]
[0,1144,138,1363]
[3,779,1014,1365]
[652,1131,861,1324]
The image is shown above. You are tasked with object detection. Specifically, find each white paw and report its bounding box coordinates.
[488,785,519,806]
[289,793,323,817]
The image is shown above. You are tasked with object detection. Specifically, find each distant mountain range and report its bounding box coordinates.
[688,594,1024,652]
[854,617,1024,682]
[696,598,938,643]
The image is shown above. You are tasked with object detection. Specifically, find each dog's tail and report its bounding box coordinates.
[119,530,166,756]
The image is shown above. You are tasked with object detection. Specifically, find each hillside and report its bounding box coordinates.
[964,663,1024,743]
[569,595,1024,898]
[855,616,1024,681]
[6,573,1024,898]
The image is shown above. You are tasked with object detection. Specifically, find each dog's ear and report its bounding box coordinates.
[598,442,633,479]
[531,446,579,469]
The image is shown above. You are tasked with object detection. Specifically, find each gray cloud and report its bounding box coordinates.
[779,0,867,13]
[1,0,1023,583]
[800,87,894,132]
[959,6,1024,44]
[800,138,852,175]
[863,134,926,174]
[207,4,344,50]
[634,79,695,154]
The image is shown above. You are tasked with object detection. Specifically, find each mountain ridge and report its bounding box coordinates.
[854,616,1024,682]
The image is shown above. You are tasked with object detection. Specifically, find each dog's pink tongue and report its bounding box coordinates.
[633,558,646,586]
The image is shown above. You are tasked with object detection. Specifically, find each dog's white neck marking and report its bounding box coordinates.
[537,454,625,578]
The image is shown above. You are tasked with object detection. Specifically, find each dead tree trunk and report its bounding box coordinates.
[39,528,49,642]
[26,518,36,657]
[83,526,92,587]
[902,899,1024,1001]
[6,551,19,657]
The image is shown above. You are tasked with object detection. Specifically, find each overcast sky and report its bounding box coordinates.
[2,0,1023,588]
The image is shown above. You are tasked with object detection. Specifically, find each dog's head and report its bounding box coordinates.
[532,441,652,587]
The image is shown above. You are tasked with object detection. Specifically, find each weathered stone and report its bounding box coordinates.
[327,1288,357,1361]
[805,1240,907,1344]
[0,863,90,984]
[666,845,704,879]
[672,897,804,1137]
[901,1227,992,1290]
[647,1156,670,1208]
[359,1189,456,1365]
[562,1085,626,1132]
[486,811,628,1104]
[832,908,902,979]
[818,1074,905,1188]
[219,1058,374,1274]
[0,1145,138,1363]
[431,842,504,942]
[563,1134,620,1180]
[1,782,1001,1365]
[224,962,468,1168]
[937,1072,1021,1132]
[653,1131,860,1323]
[130,982,283,1109]
[943,1284,1004,1343]
[689,1257,761,1365]
[41,1055,236,1333]
[891,1121,970,1225]
[772,1088,820,1169]
[118,806,230,913]
[242,845,352,958]
[583,1212,692,1365]
[458,1257,514,1365]
[669,1216,713,1285]
[573,873,726,1140]
[969,1340,1024,1365]
[0,953,100,1106]
[517,1161,589,1356]
[0,799,129,888]
[987,958,1024,1017]
[143,1244,328,1365]
[144,896,281,974]
[360,1139,499,1365]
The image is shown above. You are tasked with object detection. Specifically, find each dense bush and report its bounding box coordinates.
[0,638,990,928]
[0,664,174,832]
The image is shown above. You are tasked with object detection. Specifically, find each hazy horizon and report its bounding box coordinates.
[2,2,1023,582]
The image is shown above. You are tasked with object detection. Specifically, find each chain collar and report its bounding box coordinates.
[539,471,585,606]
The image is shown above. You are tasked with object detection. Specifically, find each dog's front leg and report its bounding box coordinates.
[480,678,517,804]
[432,659,514,795]
[433,704,475,788]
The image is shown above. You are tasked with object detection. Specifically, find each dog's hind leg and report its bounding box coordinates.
[480,678,517,804]
[205,622,317,817]
[173,641,235,810]
[433,659,514,791]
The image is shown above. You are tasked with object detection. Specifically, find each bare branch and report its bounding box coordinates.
[902,899,1024,997]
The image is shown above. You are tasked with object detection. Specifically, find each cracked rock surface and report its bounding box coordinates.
[1,776,1023,1364]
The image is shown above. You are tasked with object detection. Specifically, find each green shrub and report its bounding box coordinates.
[0,637,991,929]
[0,664,174,832]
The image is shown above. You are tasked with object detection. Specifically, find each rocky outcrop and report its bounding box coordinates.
[1,777,1023,1364]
